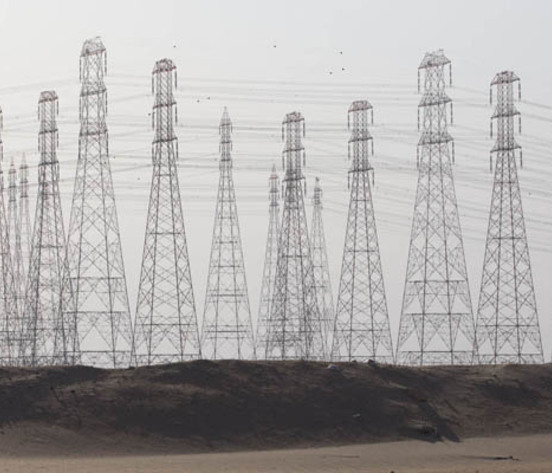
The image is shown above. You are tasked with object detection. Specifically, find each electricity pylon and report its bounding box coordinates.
[18,155,31,291]
[265,112,325,360]
[310,177,334,347]
[0,109,18,365]
[256,164,280,358]
[474,71,543,364]
[23,91,68,366]
[396,50,475,365]
[132,59,201,365]
[331,100,394,362]
[202,108,255,360]
[61,37,133,368]
[7,161,22,317]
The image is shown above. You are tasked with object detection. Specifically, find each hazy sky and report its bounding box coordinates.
[0,0,551,356]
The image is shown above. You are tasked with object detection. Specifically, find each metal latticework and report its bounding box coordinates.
[18,155,32,292]
[202,108,255,360]
[310,177,334,348]
[132,59,201,365]
[474,72,543,364]
[256,165,280,356]
[331,101,393,362]
[396,50,475,365]
[7,161,22,318]
[264,112,325,360]
[0,109,18,365]
[23,91,67,366]
[60,37,133,368]
[7,156,30,331]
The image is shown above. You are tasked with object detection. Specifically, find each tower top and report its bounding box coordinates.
[81,37,105,58]
[220,106,232,128]
[283,111,304,126]
[419,49,450,69]
[348,100,372,113]
[153,58,176,74]
[39,90,58,104]
[313,177,323,207]
[491,70,520,86]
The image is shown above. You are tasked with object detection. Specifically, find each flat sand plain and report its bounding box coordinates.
[1,433,551,473]
[1,361,552,472]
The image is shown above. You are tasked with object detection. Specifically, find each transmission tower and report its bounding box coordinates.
[18,154,31,289]
[132,59,201,365]
[0,110,19,365]
[474,72,543,364]
[264,112,325,360]
[256,164,280,356]
[201,107,255,360]
[310,177,334,347]
[60,37,132,368]
[331,101,394,362]
[396,50,475,365]
[7,156,30,328]
[23,91,68,366]
[7,160,22,313]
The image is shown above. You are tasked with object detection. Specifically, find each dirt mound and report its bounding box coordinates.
[0,361,551,454]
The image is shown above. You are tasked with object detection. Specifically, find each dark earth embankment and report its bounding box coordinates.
[0,360,551,454]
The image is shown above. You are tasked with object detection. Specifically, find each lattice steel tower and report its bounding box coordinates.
[7,160,22,314]
[256,164,280,357]
[310,177,334,347]
[23,91,68,366]
[18,155,31,289]
[331,101,393,362]
[0,109,18,365]
[396,50,475,365]
[60,37,132,367]
[132,59,201,365]
[202,108,255,360]
[474,72,543,364]
[264,112,325,360]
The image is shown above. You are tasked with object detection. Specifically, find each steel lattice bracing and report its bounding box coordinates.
[60,37,133,368]
[396,50,475,365]
[331,101,394,362]
[310,177,335,348]
[132,59,201,365]
[256,164,280,357]
[18,155,31,292]
[7,156,30,332]
[7,161,23,321]
[23,91,68,366]
[474,72,543,364]
[201,108,255,359]
[0,109,19,365]
[264,112,325,360]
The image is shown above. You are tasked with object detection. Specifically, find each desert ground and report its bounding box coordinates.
[0,429,551,472]
[0,360,551,471]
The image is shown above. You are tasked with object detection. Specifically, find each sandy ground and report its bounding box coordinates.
[1,362,552,471]
[1,433,551,473]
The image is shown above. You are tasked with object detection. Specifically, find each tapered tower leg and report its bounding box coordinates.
[61,38,133,368]
[397,50,475,365]
[475,72,543,364]
[202,108,255,360]
[332,101,393,362]
[132,59,201,365]
[310,177,335,351]
[265,112,325,360]
[256,165,280,358]
[23,91,68,366]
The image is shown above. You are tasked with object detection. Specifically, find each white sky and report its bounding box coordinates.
[0,0,551,357]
